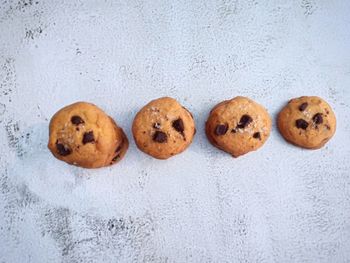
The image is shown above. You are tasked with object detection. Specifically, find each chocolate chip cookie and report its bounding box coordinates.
[48,102,128,168]
[132,97,196,159]
[206,96,271,157]
[277,96,336,149]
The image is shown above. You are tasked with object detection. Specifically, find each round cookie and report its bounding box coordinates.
[277,96,336,149]
[132,97,196,159]
[48,102,128,168]
[206,96,271,157]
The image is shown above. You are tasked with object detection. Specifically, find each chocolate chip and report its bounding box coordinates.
[153,131,167,143]
[153,122,161,129]
[298,102,308,111]
[172,118,184,133]
[296,119,309,130]
[237,115,252,129]
[312,113,323,124]
[215,124,228,135]
[56,143,72,156]
[82,131,95,144]
[253,132,261,140]
[325,124,331,130]
[71,115,84,125]
[231,129,237,133]
[76,127,80,131]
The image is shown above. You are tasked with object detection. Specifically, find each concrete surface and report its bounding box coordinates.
[1,0,350,262]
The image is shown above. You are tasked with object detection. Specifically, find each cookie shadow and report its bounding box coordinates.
[187,100,229,158]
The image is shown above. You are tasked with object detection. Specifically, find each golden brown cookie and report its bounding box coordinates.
[48,102,128,168]
[132,97,196,159]
[205,96,271,157]
[277,96,336,149]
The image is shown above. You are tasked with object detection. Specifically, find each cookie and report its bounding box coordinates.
[205,96,271,157]
[132,97,196,159]
[277,96,336,149]
[48,102,128,168]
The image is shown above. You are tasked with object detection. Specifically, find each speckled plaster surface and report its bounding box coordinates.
[1,0,350,262]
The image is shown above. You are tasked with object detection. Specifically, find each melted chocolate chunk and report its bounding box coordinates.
[71,115,84,125]
[237,115,252,129]
[298,102,308,111]
[82,131,95,144]
[56,143,72,156]
[153,131,167,143]
[215,124,228,135]
[312,113,323,124]
[296,119,309,130]
[172,118,184,133]
[253,132,261,140]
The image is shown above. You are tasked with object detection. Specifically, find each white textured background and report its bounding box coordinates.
[1,0,350,262]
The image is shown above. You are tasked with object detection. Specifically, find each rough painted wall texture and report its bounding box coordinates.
[1,0,350,262]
